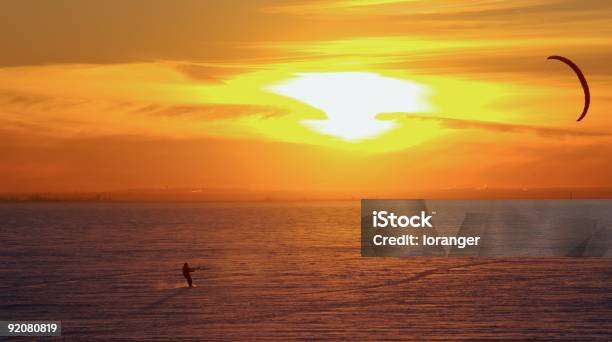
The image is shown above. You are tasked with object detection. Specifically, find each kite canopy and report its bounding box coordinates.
[547,55,590,122]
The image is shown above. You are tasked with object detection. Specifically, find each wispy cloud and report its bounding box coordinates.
[405,115,609,138]
[132,103,285,120]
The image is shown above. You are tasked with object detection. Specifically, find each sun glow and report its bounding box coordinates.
[268,72,432,140]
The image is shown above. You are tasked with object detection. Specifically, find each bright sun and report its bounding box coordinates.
[268,72,431,140]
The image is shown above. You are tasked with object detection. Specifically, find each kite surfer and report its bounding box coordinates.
[182,262,198,288]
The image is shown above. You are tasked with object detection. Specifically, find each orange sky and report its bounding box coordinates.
[1,0,611,195]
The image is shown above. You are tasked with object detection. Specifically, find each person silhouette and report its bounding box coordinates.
[182,262,197,287]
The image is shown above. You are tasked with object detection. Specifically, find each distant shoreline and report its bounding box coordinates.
[2,188,612,203]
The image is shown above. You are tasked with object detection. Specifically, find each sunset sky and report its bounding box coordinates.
[1,0,611,196]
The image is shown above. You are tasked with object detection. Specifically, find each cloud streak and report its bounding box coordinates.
[132,103,286,120]
[405,115,609,138]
